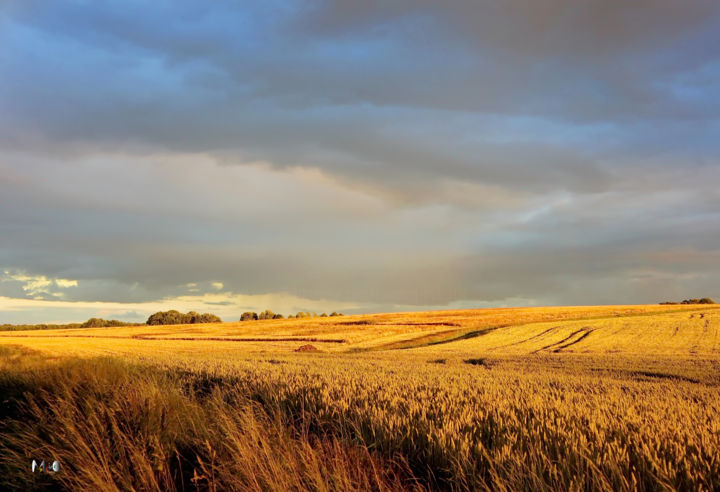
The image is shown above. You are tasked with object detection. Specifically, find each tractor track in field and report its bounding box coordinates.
[552,329,596,352]
[534,327,595,353]
[489,326,559,350]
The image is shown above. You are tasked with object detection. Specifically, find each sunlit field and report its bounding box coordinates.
[1,304,719,490]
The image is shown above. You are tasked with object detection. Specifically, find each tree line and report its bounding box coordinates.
[146,310,222,325]
[1,309,346,330]
[0,318,142,331]
[239,310,344,321]
[660,298,715,305]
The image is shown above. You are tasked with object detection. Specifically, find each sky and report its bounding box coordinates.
[1,0,719,323]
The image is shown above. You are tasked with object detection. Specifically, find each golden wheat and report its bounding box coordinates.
[1,304,719,490]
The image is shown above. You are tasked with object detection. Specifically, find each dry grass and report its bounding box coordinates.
[1,304,719,490]
[0,352,418,491]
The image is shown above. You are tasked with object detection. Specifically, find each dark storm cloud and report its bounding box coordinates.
[2,1,719,186]
[0,1,719,319]
[6,0,719,121]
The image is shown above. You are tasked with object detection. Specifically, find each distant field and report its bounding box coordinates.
[1,303,716,357]
[1,304,719,490]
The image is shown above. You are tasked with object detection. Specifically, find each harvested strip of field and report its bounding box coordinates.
[375,326,502,350]
[0,333,347,343]
[133,336,347,343]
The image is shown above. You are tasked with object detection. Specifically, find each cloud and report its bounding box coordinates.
[1,1,717,210]
[0,1,718,319]
[1,270,79,299]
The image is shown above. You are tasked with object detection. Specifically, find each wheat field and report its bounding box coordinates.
[1,304,719,490]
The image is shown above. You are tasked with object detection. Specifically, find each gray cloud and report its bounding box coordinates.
[0,1,718,319]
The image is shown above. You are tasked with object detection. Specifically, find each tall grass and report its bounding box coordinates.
[0,347,418,491]
[2,346,719,491]
[180,355,720,492]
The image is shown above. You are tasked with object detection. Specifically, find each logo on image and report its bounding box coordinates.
[31,460,60,473]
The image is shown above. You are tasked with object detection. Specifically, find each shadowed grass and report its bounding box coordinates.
[0,347,419,492]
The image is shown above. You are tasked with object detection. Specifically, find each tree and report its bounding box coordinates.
[258,310,276,320]
[195,313,222,323]
[81,318,128,328]
[662,298,716,305]
[147,310,221,325]
[147,310,184,325]
[240,312,258,321]
[679,298,715,305]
